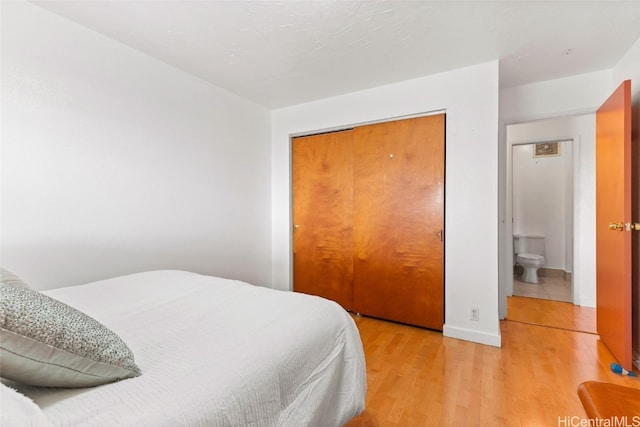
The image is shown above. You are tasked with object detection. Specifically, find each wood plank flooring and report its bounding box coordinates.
[345,298,639,426]
[506,295,596,333]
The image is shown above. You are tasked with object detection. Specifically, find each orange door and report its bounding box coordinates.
[596,80,632,370]
[352,114,445,329]
[292,130,354,310]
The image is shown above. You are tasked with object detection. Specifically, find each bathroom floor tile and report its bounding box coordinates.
[513,275,572,302]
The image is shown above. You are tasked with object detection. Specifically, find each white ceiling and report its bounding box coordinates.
[33,1,640,108]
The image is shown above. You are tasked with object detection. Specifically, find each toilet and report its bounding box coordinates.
[513,234,546,284]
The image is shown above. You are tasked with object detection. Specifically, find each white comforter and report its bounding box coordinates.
[10,270,366,426]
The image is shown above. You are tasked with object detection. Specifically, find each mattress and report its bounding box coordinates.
[6,270,367,426]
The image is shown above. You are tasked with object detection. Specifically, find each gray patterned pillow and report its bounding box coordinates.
[0,268,30,289]
[0,286,141,387]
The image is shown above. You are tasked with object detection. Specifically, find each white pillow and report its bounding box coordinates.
[0,285,141,387]
[0,383,50,426]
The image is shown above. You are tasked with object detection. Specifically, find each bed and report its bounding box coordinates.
[0,269,367,426]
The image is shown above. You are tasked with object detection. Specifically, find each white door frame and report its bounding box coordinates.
[499,114,596,319]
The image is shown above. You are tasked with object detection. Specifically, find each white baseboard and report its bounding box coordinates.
[579,297,596,308]
[443,324,502,347]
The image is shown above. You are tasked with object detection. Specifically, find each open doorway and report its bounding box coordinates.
[502,115,597,334]
[512,140,573,303]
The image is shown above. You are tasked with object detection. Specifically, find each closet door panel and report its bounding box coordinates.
[292,130,354,310]
[352,114,445,329]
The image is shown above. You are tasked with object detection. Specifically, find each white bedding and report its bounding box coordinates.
[7,270,366,426]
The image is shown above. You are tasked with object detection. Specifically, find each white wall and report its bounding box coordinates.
[272,61,501,347]
[612,36,640,93]
[0,1,272,290]
[512,142,572,272]
[500,70,613,124]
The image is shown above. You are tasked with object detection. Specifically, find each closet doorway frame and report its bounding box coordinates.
[289,109,447,323]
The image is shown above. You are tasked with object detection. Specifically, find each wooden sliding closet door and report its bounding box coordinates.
[292,130,354,310]
[352,114,445,329]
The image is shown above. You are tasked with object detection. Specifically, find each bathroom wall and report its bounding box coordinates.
[512,142,572,272]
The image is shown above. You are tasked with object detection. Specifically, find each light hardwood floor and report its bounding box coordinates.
[345,298,639,426]
[506,295,596,334]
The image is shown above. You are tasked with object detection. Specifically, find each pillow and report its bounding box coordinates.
[0,383,50,426]
[0,285,141,387]
[1,268,31,289]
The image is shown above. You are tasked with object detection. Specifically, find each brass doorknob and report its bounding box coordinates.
[625,222,640,231]
[609,222,624,231]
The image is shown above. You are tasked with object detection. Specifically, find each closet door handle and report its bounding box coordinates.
[437,229,443,241]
